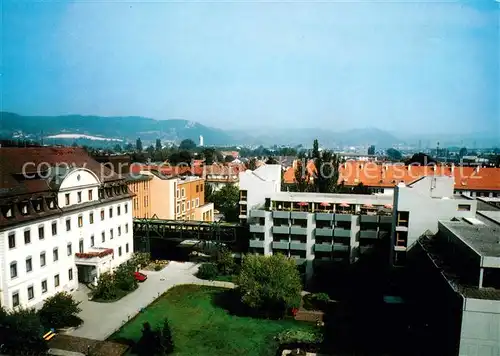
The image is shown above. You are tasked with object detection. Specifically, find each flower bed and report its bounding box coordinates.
[75,248,114,259]
[144,260,169,271]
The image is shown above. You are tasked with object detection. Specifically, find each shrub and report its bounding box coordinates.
[159,318,174,354]
[131,252,151,269]
[276,329,323,345]
[215,248,235,275]
[154,264,163,271]
[0,307,47,355]
[314,293,329,302]
[197,263,218,280]
[303,293,330,311]
[92,272,120,301]
[238,254,302,318]
[114,261,138,292]
[39,292,83,329]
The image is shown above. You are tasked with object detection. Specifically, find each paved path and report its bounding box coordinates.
[69,262,235,341]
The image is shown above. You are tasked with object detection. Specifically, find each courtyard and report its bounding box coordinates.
[109,284,316,356]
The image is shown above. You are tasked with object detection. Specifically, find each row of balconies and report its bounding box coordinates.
[251,210,393,223]
[249,239,349,252]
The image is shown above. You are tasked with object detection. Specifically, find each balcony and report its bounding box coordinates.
[250,210,267,218]
[273,211,290,219]
[249,239,265,248]
[333,244,349,252]
[359,230,378,239]
[316,212,333,221]
[335,214,352,222]
[290,226,307,235]
[315,227,333,237]
[291,211,308,220]
[290,242,307,251]
[272,241,289,250]
[250,224,266,233]
[314,243,333,253]
[360,215,379,223]
[379,216,393,225]
[396,225,408,232]
[334,229,351,238]
[272,226,290,234]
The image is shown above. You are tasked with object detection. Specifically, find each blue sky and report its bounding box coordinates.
[2,0,498,133]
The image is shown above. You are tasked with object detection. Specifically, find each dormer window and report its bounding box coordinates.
[106,188,112,197]
[122,185,127,193]
[20,202,29,215]
[99,189,104,199]
[1,205,13,218]
[114,187,120,195]
[33,198,42,212]
[65,193,70,205]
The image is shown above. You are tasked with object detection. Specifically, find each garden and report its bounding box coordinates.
[195,247,239,283]
[111,253,324,355]
[0,292,83,355]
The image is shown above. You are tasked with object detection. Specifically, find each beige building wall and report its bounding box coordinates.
[141,172,176,219]
[126,176,152,218]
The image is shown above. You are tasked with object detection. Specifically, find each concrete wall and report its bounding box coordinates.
[239,164,282,212]
[459,298,500,356]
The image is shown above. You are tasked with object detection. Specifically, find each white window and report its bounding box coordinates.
[181,188,185,197]
[182,202,185,212]
[187,201,190,210]
[196,198,200,207]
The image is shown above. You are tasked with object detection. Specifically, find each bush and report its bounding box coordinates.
[131,252,151,269]
[0,307,48,355]
[93,272,120,301]
[303,293,330,311]
[135,319,174,356]
[159,318,174,354]
[154,264,163,271]
[114,261,138,292]
[276,329,323,345]
[238,254,302,318]
[197,263,218,280]
[215,248,235,276]
[39,292,83,329]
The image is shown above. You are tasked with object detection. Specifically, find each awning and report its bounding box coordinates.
[297,202,308,206]
[384,204,393,209]
[320,202,331,207]
[339,203,350,208]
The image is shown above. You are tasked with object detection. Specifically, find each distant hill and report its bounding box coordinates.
[0,112,232,145]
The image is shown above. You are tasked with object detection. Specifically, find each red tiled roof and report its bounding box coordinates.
[283,161,500,191]
[0,147,120,197]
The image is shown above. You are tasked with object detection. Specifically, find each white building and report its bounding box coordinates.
[0,147,134,310]
[199,135,204,147]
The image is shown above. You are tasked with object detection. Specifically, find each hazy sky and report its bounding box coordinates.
[2,0,499,133]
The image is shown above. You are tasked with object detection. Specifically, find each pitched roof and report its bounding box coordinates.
[0,147,121,198]
[283,161,500,191]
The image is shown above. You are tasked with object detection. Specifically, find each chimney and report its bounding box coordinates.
[451,164,455,174]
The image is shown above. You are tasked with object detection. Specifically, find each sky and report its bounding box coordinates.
[1,0,499,134]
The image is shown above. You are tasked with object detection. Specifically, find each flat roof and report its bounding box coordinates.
[478,210,500,225]
[271,191,393,205]
[439,220,500,260]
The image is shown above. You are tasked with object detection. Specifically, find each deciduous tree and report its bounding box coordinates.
[39,292,83,329]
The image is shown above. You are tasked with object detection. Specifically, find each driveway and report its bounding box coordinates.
[69,261,232,341]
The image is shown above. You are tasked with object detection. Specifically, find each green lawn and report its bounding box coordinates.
[110,285,314,356]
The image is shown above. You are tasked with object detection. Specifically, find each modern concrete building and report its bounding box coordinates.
[239,164,394,281]
[391,176,477,266]
[407,214,500,356]
[0,148,134,310]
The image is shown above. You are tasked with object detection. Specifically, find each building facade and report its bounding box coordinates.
[0,148,134,310]
[125,174,152,218]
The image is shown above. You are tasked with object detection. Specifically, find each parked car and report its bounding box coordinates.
[134,271,147,282]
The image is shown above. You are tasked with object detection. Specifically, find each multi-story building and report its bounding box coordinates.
[407,212,500,355]
[124,174,153,218]
[204,163,245,192]
[0,148,134,310]
[140,171,214,222]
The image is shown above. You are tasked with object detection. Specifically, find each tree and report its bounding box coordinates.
[136,138,143,151]
[135,322,160,356]
[224,155,235,163]
[405,153,436,165]
[201,148,216,165]
[315,150,339,193]
[159,319,174,354]
[204,183,214,203]
[0,307,47,355]
[92,272,119,301]
[237,254,302,318]
[114,261,138,292]
[294,160,309,193]
[245,158,258,170]
[156,139,162,151]
[459,147,468,158]
[168,150,193,165]
[114,144,123,153]
[265,156,278,164]
[179,139,196,150]
[38,292,83,329]
[146,145,155,156]
[368,145,375,155]
[210,184,240,222]
[386,148,402,161]
[215,247,236,275]
[125,143,134,151]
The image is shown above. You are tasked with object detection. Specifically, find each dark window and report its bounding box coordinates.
[40,252,46,267]
[10,262,17,279]
[102,231,105,243]
[12,292,20,307]
[24,230,31,244]
[77,191,82,203]
[8,232,16,249]
[117,206,121,216]
[27,286,34,300]
[125,223,129,233]
[67,243,72,256]
[100,210,105,220]
[54,274,60,287]
[26,257,33,273]
[126,243,129,253]
[68,268,73,281]
[89,212,94,224]
[78,215,83,227]
[88,190,93,200]
[90,235,95,247]
[110,229,114,239]
[52,221,57,236]
[53,248,59,262]
[66,219,71,231]
[79,239,84,253]
[39,226,45,240]
[41,280,48,293]
[118,246,122,256]
[65,193,70,205]
[124,204,128,214]
[109,207,113,218]
[118,226,121,236]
